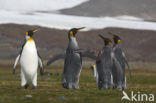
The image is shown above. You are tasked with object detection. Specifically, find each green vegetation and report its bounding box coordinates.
[0,65,155,103]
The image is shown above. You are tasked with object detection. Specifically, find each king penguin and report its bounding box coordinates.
[13,29,44,89]
[95,34,114,90]
[47,27,87,89]
[109,32,131,90]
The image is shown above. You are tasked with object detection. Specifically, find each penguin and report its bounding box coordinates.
[89,64,98,78]
[109,32,131,90]
[47,27,85,89]
[95,34,114,90]
[63,27,90,89]
[89,64,98,84]
[13,29,44,89]
[72,34,114,89]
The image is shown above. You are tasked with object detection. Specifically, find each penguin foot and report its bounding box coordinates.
[62,83,68,89]
[21,84,29,89]
[117,86,122,91]
[32,86,37,90]
[98,83,103,90]
[98,81,102,90]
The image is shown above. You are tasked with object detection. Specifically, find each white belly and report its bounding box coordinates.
[93,68,97,78]
[20,41,38,81]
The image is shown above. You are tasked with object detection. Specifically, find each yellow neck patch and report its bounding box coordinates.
[70,31,74,37]
[28,37,34,42]
[117,39,121,44]
[26,32,28,36]
[107,42,111,46]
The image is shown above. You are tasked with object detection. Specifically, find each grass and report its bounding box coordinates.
[0,65,155,103]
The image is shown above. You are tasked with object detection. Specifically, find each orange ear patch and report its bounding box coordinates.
[108,42,112,45]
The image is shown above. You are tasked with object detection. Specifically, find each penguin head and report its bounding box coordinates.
[109,32,121,44]
[113,35,121,44]
[25,29,38,40]
[98,34,112,46]
[68,27,85,38]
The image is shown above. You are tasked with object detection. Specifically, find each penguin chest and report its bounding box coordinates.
[65,52,82,71]
[64,53,82,79]
[71,53,81,65]
[20,41,38,75]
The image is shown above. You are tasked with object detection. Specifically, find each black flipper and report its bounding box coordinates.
[38,55,44,75]
[12,41,26,74]
[13,54,20,74]
[47,52,66,66]
[74,49,97,60]
[38,52,52,76]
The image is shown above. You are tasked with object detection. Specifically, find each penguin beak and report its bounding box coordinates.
[77,27,85,31]
[98,34,105,40]
[33,29,38,33]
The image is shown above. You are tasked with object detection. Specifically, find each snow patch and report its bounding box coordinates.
[115,15,143,21]
[0,11,156,31]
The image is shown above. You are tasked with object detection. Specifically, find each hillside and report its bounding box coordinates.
[0,24,156,64]
[61,0,156,21]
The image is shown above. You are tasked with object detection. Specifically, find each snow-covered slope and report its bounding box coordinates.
[0,0,156,31]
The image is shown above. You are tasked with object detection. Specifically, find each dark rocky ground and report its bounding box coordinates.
[60,0,156,21]
[0,24,156,64]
